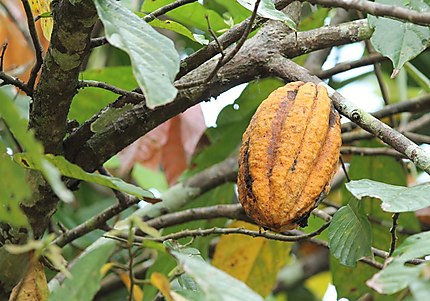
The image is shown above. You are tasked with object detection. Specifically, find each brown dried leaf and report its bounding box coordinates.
[118,105,206,184]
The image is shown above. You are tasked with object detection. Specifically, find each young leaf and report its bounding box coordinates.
[368,0,430,76]
[328,204,372,267]
[346,179,430,213]
[367,231,430,295]
[93,0,180,108]
[14,153,155,200]
[142,0,226,33]
[237,0,297,30]
[28,0,53,40]
[169,248,264,301]
[48,240,115,301]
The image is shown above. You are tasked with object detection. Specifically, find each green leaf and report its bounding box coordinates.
[131,164,169,192]
[0,142,30,227]
[169,249,264,301]
[14,154,155,200]
[94,0,180,108]
[328,204,372,267]
[368,0,430,74]
[142,0,227,33]
[0,93,73,204]
[346,179,430,213]
[237,0,297,30]
[367,231,430,295]
[70,67,137,123]
[48,239,115,301]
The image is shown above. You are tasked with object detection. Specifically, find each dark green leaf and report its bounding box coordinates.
[94,0,180,108]
[328,204,373,267]
[369,0,430,73]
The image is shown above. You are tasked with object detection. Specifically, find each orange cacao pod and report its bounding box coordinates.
[237,81,341,232]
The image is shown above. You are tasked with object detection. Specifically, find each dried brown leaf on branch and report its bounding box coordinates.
[117,105,206,185]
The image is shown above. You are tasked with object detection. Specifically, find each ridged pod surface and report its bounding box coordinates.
[237,81,341,232]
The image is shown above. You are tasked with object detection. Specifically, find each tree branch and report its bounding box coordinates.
[341,94,430,132]
[316,53,386,79]
[29,0,97,155]
[304,0,430,26]
[21,0,43,93]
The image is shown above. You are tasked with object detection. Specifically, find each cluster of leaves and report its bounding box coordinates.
[1,0,430,300]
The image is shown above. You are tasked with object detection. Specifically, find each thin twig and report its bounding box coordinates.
[175,0,262,89]
[78,80,145,102]
[105,226,387,270]
[0,72,31,94]
[53,196,141,248]
[127,226,135,301]
[388,213,399,256]
[117,224,330,244]
[341,146,405,158]
[21,0,43,93]
[339,156,351,182]
[143,0,197,23]
[0,43,7,71]
[317,53,386,79]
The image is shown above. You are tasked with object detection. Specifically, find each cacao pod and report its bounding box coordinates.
[237,81,341,232]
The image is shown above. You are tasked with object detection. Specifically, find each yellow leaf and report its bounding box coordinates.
[304,271,331,300]
[100,262,115,277]
[9,260,49,301]
[29,0,53,41]
[212,221,291,297]
[150,272,173,301]
[119,271,144,301]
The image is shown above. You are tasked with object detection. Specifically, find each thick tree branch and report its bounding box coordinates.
[29,0,97,155]
[64,19,372,172]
